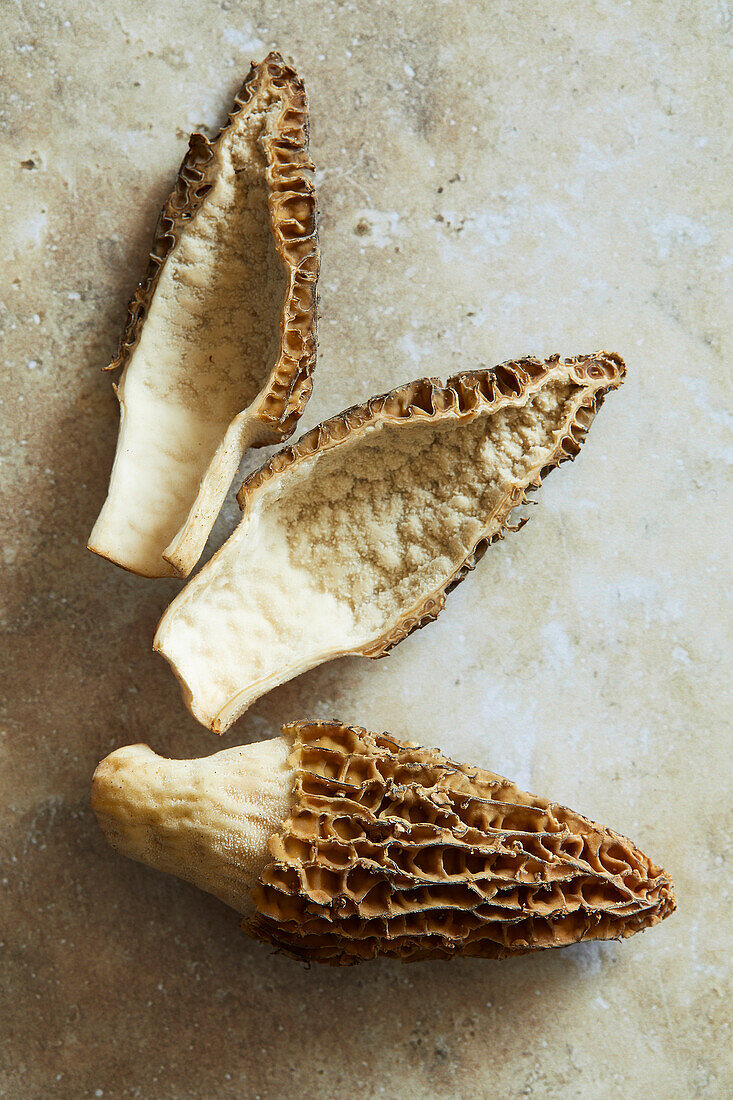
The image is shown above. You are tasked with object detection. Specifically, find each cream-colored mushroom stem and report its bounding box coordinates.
[92,739,295,916]
[154,353,625,733]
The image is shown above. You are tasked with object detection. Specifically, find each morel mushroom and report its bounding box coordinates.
[89,53,318,578]
[92,719,675,965]
[154,352,625,732]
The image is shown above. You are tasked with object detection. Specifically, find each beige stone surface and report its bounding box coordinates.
[1,1,730,1097]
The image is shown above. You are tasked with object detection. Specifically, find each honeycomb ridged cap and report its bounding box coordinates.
[248,720,675,964]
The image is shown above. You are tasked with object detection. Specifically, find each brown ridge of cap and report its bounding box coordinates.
[236,351,626,657]
[106,50,319,439]
[246,720,676,965]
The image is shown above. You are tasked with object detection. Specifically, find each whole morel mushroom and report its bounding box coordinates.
[92,719,675,965]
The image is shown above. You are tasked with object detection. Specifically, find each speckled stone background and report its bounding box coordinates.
[1,1,731,1097]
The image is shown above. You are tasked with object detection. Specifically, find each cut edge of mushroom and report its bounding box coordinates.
[154,352,625,733]
[88,52,318,579]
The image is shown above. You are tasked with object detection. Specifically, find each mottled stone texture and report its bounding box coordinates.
[1,1,730,1098]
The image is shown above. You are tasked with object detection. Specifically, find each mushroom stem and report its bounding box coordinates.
[92,738,295,916]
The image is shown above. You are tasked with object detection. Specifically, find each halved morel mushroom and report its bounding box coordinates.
[154,352,625,732]
[88,52,318,578]
[92,720,675,965]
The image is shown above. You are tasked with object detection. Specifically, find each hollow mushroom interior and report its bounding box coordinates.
[156,378,581,728]
[90,103,287,576]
